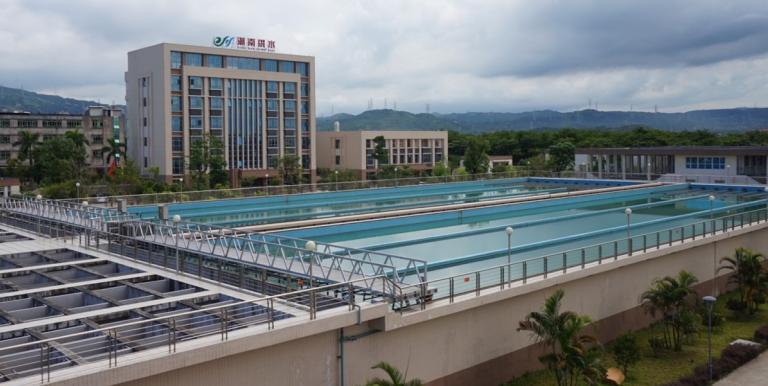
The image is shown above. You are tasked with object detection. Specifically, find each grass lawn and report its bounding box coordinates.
[504,291,768,386]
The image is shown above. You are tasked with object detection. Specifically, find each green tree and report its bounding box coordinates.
[430,162,449,177]
[363,362,423,386]
[719,247,766,314]
[33,136,87,185]
[102,138,126,168]
[611,331,640,378]
[518,289,605,386]
[462,137,489,174]
[548,140,575,172]
[64,130,90,180]
[188,134,227,190]
[277,155,302,185]
[13,130,39,168]
[640,271,699,351]
[372,135,388,171]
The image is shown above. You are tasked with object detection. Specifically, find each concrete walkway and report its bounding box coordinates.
[714,351,768,385]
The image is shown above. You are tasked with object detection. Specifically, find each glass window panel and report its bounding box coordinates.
[284,82,296,93]
[206,55,222,68]
[171,75,181,92]
[188,76,202,89]
[210,97,223,109]
[185,53,202,66]
[267,99,278,111]
[267,118,279,129]
[172,116,183,132]
[210,77,223,90]
[280,61,294,73]
[171,51,182,69]
[210,116,223,128]
[296,62,308,76]
[301,83,309,96]
[263,59,277,72]
[284,118,296,129]
[284,100,296,112]
[190,116,203,128]
[171,96,182,112]
[267,81,278,93]
[189,96,203,109]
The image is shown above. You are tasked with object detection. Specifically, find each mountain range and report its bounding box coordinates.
[0,85,117,114]
[319,108,768,132]
[2,85,767,132]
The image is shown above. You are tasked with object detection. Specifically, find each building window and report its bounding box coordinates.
[210,97,223,110]
[0,120,9,128]
[172,157,183,174]
[266,99,278,111]
[0,151,10,161]
[335,155,341,165]
[171,116,183,132]
[266,81,278,93]
[210,116,223,128]
[284,82,296,94]
[279,61,294,73]
[206,55,223,68]
[144,157,148,168]
[296,62,309,76]
[300,83,309,97]
[143,137,147,146]
[301,101,309,114]
[42,120,59,128]
[185,53,202,67]
[334,139,341,149]
[267,137,278,147]
[66,120,82,128]
[0,135,10,144]
[171,96,182,112]
[91,135,103,144]
[301,119,309,132]
[188,76,203,90]
[284,118,296,129]
[172,137,183,152]
[263,59,277,72]
[189,96,203,109]
[284,100,296,112]
[189,116,203,129]
[171,51,182,69]
[210,77,223,90]
[267,118,279,129]
[18,120,37,128]
[226,56,259,70]
[685,156,726,170]
[171,75,181,92]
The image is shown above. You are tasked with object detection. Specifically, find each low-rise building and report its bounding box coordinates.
[316,129,447,179]
[575,146,768,184]
[0,106,125,172]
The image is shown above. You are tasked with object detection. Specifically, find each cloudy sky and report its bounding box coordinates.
[1,0,768,115]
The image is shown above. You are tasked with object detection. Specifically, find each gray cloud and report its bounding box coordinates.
[1,0,767,115]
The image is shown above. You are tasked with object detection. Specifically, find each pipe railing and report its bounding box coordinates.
[0,275,386,384]
[394,206,768,311]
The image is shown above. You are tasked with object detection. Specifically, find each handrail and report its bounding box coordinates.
[396,205,768,310]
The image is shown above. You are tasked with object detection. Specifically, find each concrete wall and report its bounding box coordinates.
[101,224,768,386]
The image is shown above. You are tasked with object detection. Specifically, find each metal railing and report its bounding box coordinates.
[0,276,384,384]
[395,206,768,311]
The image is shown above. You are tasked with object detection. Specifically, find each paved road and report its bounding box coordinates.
[714,351,768,386]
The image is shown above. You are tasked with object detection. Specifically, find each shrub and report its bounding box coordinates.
[648,335,666,356]
[611,331,641,377]
[720,342,762,367]
[754,324,768,344]
[726,298,747,312]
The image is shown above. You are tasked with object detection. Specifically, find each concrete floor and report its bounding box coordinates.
[714,351,768,386]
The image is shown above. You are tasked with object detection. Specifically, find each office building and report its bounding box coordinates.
[126,42,316,185]
[316,129,447,179]
[0,106,124,171]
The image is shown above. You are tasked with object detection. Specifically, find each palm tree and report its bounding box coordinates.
[102,138,126,168]
[64,130,90,149]
[364,362,423,386]
[719,247,766,314]
[12,130,39,166]
[518,289,604,386]
[640,270,699,351]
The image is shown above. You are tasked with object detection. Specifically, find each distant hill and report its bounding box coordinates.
[0,85,117,114]
[319,108,768,133]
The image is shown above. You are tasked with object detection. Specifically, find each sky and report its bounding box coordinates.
[1,0,768,115]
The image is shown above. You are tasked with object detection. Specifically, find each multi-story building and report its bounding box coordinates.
[0,106,124,171]
[316,129,447,179]
[125,42,316,185]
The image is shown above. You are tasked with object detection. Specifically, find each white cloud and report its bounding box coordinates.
[1,0,767,114]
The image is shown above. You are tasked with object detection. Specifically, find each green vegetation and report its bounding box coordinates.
[462,137,490,174]
[719,247,767,315]
[611,331,641,378]
[188,134,227,190]
[641,271,700,352]
[517,289,606,386]
[363,361,423,386]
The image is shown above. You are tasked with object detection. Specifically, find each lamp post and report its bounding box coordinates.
[305,240,317,288]
[265,174,269,195]
[505,227,513,286]
[703,295,717,383]
[394,167,399,187]
[708,194,715,219]
[75,182,81,200]
[624,207,632,239]
[646,162,651,181]
[172,214,182,273]
[178,178,184,202]
[334,170,339,191]
[726,164,731,183]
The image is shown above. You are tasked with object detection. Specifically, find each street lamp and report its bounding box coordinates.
[305,240,317,288]
[394,167,399,187]
[646,162,651,181]
[624,207,632,239]
[334,170,339,191]
[703,295,717,383]
[36,194,42,200]
[172,214,182,273]
[178,178,184,202]
[265,174,269,195]
[708,194,715,219]
[505,227,513,286]
[75,182,81,199]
